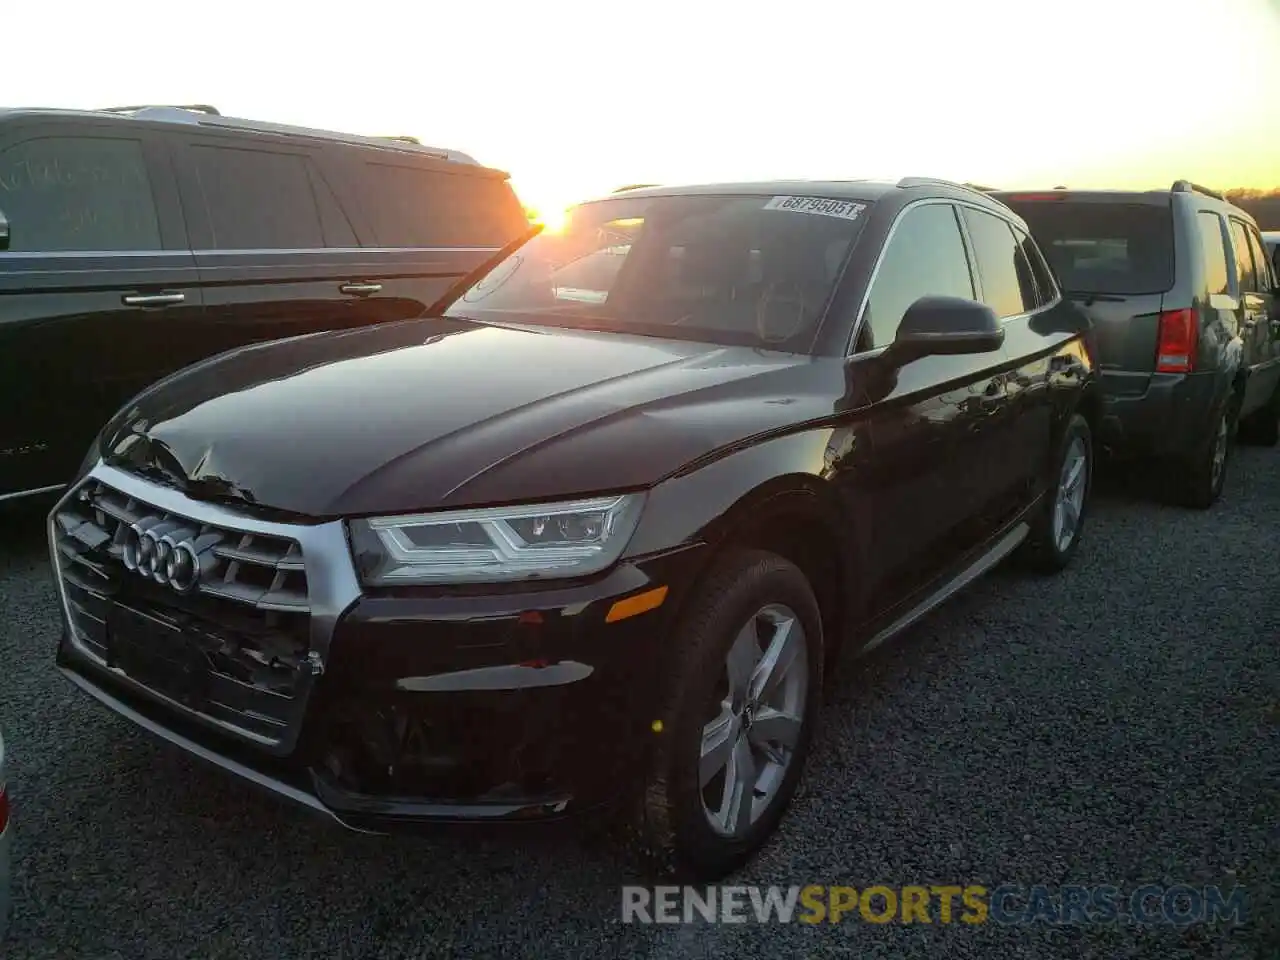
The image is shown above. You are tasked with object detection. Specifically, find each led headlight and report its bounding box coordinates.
[348,493,645,586]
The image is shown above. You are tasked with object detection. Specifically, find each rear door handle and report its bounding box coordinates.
[339,282,383,297]
[122,292,185,308]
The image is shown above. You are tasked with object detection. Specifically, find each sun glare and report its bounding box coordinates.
[534,204,571,234]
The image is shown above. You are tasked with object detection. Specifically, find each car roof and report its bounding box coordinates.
[0,105,491,171]
[592,177,1014,214]
[991,185,1254,219]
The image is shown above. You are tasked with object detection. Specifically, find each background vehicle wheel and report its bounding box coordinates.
[1173,402,1232,509]
[641,549,823,880]
[1237,385,1280,447]
[1020,413,1092,573]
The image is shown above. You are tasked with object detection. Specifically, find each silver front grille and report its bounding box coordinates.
[56,480,310,613]
[50,465,364,754]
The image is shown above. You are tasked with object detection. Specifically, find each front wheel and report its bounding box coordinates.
[1020,413,1092,573]
[641,549,823,880]
[1238,384,1280,447]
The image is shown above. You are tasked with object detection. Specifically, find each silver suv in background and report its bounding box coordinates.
[995,182,1280,508]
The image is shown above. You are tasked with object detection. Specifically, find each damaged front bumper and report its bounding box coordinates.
[52,464,699,831]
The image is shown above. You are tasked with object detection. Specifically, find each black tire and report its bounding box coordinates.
[1238,384,1280,447]
[1020,413,1093,573]
[1172,401,1232,509]
[640,549,823,880]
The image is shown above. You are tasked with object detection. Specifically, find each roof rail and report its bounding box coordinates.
[613,183,660,193]
[896,176,993,199]
[94,105,479,166]
[100,103,221,115]
[1171,180,1225,201]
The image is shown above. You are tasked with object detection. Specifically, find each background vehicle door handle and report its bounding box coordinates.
[122,292,185,307]
[339,282,383,296]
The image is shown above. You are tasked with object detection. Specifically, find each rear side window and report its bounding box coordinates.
[1247,228,1273,289]
[860,202,974,351]
[361,163,527,248]
[961,208,1032,319]
[193,146,348,249]
[1229,219,1256,292]
[1002,200,1174,296]
[1196,212,1230,296]
[1017,227,1059,306]
[0,136,161,252]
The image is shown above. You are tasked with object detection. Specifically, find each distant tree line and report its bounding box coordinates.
[1224,188,1280,230]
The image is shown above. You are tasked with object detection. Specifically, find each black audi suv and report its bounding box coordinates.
[50,178,1099,878]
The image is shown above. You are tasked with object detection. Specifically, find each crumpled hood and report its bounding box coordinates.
[101,317,843,519]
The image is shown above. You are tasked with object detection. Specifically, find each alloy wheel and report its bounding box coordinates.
[699,603,808,838]
[1052,436,1088,553]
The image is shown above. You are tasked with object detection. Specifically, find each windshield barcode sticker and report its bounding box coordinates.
[763,196,866,220]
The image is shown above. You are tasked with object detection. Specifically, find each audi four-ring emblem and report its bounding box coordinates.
[121,519,220,593]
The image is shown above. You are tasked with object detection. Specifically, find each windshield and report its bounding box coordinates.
[1002,200,1174,296]
[444,193,868,350]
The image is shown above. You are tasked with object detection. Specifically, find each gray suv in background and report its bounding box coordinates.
[996,182,1280,508]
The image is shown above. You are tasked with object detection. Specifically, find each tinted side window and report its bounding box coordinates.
[193,146,325,249]
[1246,226,1272,290]
[0,136,161,252]
[1229,219,1256,292]
[1196,212,1230,296]
[362,163,526,247]
[1018,227,1059,306]
[962,208,1032,319]
[860,202,974,351]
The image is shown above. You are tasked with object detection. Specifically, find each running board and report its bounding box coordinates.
[859,521,1029,656]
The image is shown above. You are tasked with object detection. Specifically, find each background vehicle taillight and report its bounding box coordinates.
[1156,308,1197,373]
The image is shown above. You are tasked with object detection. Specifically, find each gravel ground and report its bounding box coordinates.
[0,450,1276,959]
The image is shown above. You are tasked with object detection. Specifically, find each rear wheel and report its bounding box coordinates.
[1020,413,1092,573]
[1173,401,1232,509]
[641,549,823,880]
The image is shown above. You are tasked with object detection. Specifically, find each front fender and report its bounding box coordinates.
[624,429,853,559]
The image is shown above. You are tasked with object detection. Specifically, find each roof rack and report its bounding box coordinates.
[101,104,221,115]
[93,105,479,165]
[613,183,661,193]
[895,176,994,199]
[1171,180,1224,201]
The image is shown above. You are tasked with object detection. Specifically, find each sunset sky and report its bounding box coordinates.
[9,0,1279,219]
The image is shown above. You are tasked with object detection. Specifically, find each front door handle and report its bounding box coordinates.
[339,282,383,297]
[122,292,185,308]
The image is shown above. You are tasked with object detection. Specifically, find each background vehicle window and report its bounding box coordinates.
[860,203,974,351]
[1247,228,1273,290]
[0,136,161,252]
[1229,219,1256,292]
[1196,212,1230,296]
[1000,200,1174,296]
[1017,227,1059,306]
[962,208,1031,319]
[193,146,326,249]
[362,164,528,247]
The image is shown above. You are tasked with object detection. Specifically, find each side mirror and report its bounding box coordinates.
[887,295,1004,364]
[0,208,8,252]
